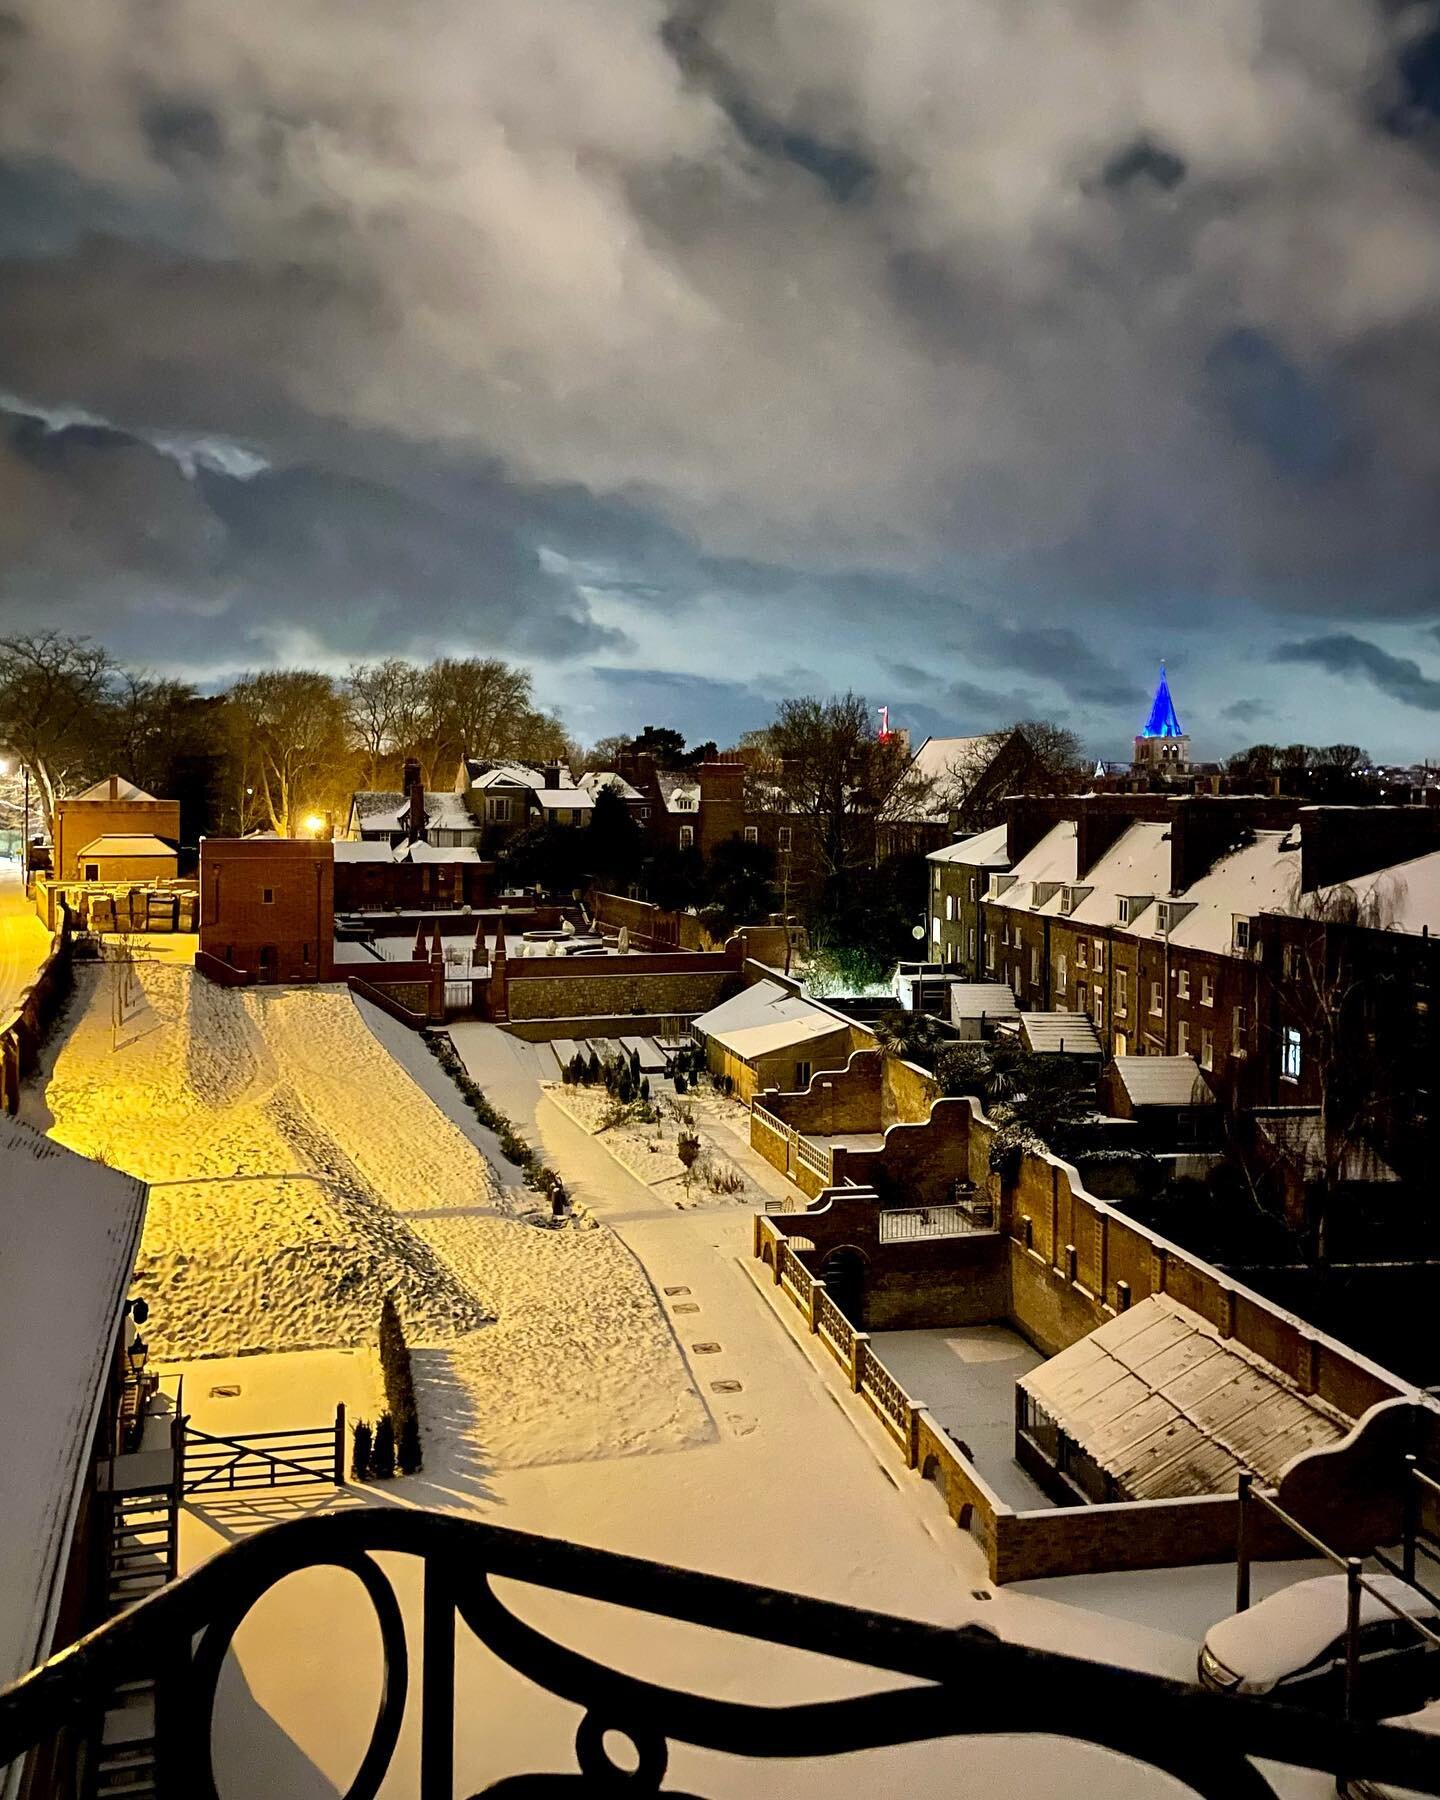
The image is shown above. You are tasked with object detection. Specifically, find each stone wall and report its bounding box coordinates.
[506,968,735,1022]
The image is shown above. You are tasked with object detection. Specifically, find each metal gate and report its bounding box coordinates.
[182,1406,345,1495]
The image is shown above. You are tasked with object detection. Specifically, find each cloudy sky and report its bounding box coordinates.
[3,0,1440,759]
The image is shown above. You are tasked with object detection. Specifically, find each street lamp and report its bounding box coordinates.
[303,814,325,837]
[127,1336,148,1379]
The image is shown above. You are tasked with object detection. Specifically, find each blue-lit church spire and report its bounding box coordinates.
[1141,661,1183,739]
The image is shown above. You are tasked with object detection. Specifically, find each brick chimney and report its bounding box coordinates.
[402,757,425,840]
[108,773,119,800]
[489,924,509,1021]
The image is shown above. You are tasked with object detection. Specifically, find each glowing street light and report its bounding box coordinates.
[303,814,326,837]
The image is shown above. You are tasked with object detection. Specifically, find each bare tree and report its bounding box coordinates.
[343,659,425,789]
[0,632,117,835]
[225,671,351,837]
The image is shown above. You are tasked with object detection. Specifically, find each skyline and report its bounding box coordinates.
[2,4,1440,755]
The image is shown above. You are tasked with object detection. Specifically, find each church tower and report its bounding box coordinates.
[1132,662,1191,776]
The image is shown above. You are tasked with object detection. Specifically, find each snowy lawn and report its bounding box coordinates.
[544,1081,767,1208]
[33,963,712,1471]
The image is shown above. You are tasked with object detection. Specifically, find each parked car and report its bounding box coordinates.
[1338,1695,1440,1798]
[1198,1574,1440,1715]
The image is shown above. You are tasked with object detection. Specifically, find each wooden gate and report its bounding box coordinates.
[182,1406,345,1495]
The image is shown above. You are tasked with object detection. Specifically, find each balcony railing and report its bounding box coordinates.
[3,1508,1440,1797]
[877,1203,993,1242]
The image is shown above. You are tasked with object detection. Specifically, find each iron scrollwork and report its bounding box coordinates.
[2,1507,1440,1797]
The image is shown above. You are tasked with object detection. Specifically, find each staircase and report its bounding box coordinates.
[105,1489,176,1612]
[89,1488,177,1798]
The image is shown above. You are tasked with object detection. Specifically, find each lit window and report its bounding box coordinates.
[932,916,941,942]
[945,895,954,921]
[1281,1027,1302,1083]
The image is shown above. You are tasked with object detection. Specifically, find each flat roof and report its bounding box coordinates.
[1019,1294,1351,1500]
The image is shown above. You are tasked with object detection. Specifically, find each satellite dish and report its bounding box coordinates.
[911,924,927,942]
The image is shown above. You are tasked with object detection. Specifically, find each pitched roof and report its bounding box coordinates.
[69,776,160,804]
[927,823,1011,868]
[1317,846,1440,938]
[1018,1293,1350,1500]
[0,1122,146,1688]
[949,982,1020,1021]
[1018,1011,1103,1056]
[693,979,850,1061]
[655,770,701,813]
[74,834,176,860]
[578,771,643,802]
[1111,1056,1216,1109]
[906,734,1011,823]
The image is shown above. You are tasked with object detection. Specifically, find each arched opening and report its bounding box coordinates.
[822,1246,867,1326]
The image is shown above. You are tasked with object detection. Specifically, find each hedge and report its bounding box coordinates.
[379,1294,423,1476]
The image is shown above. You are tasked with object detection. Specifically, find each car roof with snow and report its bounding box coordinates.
[1206,1574,1440,1685]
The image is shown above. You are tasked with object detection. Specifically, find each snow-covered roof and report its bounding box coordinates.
[1154,831,1298,955]
[578,771,643,803]
[1254,1112,1400,1185]
[69,776,160,804]
[906,734,1010,821]
[535,788,594,812]
[75,834,176,860]
[350,790,406,830]
[1064,823,1172,928]
[694,979,849,1062]
[348,790,480,839]
[927,823,1010,868]
[1205,1574,1438,1689]
[333,839,399,863]
[465,760,577,793]
[403,841,481,864]
[0,1121,146,1689]
[1317,846,1440,937]
[990,822,1078,906]
[949,982,1020,1021]
[1111,1056,1215,1109]
[1019,1011,1102,1056]
[1018,1293,1350,1503]
[655,770,701,813]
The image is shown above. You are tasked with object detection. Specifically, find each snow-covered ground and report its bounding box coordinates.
[544,1080,768,1207]
[32,963,711,1470]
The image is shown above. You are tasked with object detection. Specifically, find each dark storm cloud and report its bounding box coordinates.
[1221,698,1271,726]
[0,0,1438,749]
[1272,634,1440,711]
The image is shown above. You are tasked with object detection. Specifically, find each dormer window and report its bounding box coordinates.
[1118,898,1131,924]
[1234,918,1251,952]
[1155,902,1170,933]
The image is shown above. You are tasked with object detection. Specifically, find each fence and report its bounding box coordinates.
[795,1135,833,1185]
[182,1409,346,1495]
[877,1205,993,1243]
[857,1344,909,1444]
[0,910,73,1115]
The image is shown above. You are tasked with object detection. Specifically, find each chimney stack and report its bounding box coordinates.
[403,757,425,840]
[108,773,119,800]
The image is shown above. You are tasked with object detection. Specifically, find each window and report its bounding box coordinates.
[1234,918,1251,952]
[1177,1019,1190,1056]
[986,934,996,972]
[932,916,941,943]
[1233,1005,1247,1049]
[1117,897,1131,925]
[934,869,942,892]
[1057,954,1067,992]
[968,927,976,961]
[1155,902,1171,934]
[777,827,792,852]
[637,805,650,821]
[968,877,977,902]
[1076,984,1088,1015]
[679,825,694,849]
[1077,940,1088,969]
[1116,968,1128,1015]
[1093,939,1105,973]
[302,943,310,966]
[1114,1031,1128,1057]
[794,1060,812,1090]
[85,863,99,882]
[1281,1026,1302,1083]
[1030,947,1040,984]
[1201,972,1215,1007]
[1283,943,1298,980]
[1200,1028,1214,1071]
[262,887,275,905]
[1150,980,1163,1016]
[1177,968,1190,1000]
[945,895,954,921]
[1002,920,1011,947]
[1093,989,1105,1030]
[744,826,758,844]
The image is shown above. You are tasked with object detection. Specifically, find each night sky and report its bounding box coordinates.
[4,1,1440,759]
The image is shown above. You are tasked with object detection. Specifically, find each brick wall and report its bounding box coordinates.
[198,838,335,983]
[506,968,734,1022]
[56,795,182,880]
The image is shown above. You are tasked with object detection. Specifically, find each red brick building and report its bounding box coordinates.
[199,838,334,983]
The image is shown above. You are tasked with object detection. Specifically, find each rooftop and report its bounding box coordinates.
[1019,1293,1351,1500]
[0,1121,147,1689]
[1111,1055,1216,1109]
[69,776,161,804]
[74,834,176,860]
[693,979,850,1061]
[927,823,1011,868]
[1018,1011,1103,1056]
[949,982,1021,1021]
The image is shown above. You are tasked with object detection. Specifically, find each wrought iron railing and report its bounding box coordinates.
[4,1509,1440,1797]
[877,1204,992,1243]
